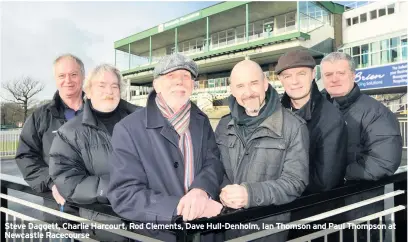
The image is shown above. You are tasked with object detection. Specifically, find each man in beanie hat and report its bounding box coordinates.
[215,59,309,241]
[107,53,224,240]
[277,49,348,241]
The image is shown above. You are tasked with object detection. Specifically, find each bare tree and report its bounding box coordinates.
[1,76,45,122]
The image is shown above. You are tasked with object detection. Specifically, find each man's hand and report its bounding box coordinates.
[177,188,209,221]
[220,184,248,209]
[51,185,66,206]
[199,200,223,218]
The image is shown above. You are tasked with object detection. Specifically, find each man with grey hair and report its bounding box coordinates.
[16,54,85,220]
[321,51,402,241]
[107,53,224,240]
[49,64,138,241]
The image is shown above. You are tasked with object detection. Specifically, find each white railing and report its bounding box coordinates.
[0,129,21,158]
[226,190,406,242]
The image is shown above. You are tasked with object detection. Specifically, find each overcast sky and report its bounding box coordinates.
[1,1,217,100]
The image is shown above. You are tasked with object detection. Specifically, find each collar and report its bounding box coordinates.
[332,84,361,111]
[228,102,283,137]
[82,99,135,128]
[145,90,205,129]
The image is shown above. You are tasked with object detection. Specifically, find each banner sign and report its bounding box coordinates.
[355,62,407,90]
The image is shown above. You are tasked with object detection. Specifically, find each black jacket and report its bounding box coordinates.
[107,91,224,224]
[282,81,348,193]
[324,84,402,180]
[49,99,139,204]
[15,91,81,193]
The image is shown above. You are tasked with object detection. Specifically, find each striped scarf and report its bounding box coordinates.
[155,93,194,193]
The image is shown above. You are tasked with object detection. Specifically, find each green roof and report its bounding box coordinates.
[114,1,344,49]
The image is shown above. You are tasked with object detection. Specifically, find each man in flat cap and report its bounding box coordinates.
[279,50,347,193]
[107,53,224,238]
[215,59,309,241]
[277,50,348,240]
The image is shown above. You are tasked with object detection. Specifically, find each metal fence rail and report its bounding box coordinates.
[1,167,406,242]
[0,129,21,158]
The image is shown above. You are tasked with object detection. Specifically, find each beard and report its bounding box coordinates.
[242,94,265,115]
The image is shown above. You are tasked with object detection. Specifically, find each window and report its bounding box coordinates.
[379,8,386,17]
[381,50,389,64]
[353,56,361,68]
[390,37,400,48]
[346,18,351,26]
[388,4,395,15]
[371,52,380,66]
[352,46,361,55]
[360,13,367,23]
[381,39,389,50]
[352,16,359,25]
[344,48,351,56]
[370,10,377,19]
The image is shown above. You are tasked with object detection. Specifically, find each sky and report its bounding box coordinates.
[0,1,218,101]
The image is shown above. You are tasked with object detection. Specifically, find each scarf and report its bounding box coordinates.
[155,93,194,193]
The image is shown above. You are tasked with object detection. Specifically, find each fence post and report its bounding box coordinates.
[394,179,407,242]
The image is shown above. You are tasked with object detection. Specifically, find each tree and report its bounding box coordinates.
[1,76,45,122]
[0,102,24,126]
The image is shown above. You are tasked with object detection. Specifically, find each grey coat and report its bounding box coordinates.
[215,104,310,208]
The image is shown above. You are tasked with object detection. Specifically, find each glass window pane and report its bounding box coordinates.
[381,39,389,50]
[347,18,351,26]
[379,8,386,17]
[371,41,380,52]
[353,56,361,68]
[390,48,399,62]
[352,16,359,25]
[402,46,407,60]
[401,36,407,46]
[370,10,377,19]
[371,52,380,66]
[352,46,361,55]
[361,54,369,67]
[361,44,369,53]
[390,37,400,48]
[360,13,367,23]
[388,4,395,15]
[344,48,351,55]
[381,50,389,64]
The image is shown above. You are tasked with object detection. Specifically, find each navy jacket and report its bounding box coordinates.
[107,91,224,223]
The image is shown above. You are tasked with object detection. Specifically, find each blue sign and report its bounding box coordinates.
[355,62,407,90]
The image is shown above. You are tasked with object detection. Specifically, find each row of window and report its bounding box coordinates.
[340,35,407,68]
[346,4,395,26]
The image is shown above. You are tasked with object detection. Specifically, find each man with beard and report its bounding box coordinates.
[49,64,138,241]
[215,60,309,241]
[107,53,224,241]
[278,50,347,241]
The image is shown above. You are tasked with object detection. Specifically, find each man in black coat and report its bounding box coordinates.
[15,54,85,222]
[278,50,348,241]
[107,53,224,241]
[321,51,402,241]
[279,50,347,193]
[49,64,139,241]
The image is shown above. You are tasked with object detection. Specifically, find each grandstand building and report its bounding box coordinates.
[114,1,345,107]
[338,0,407,114]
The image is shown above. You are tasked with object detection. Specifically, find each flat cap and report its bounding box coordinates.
[153,53,198,79]
[275,50,316,75]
